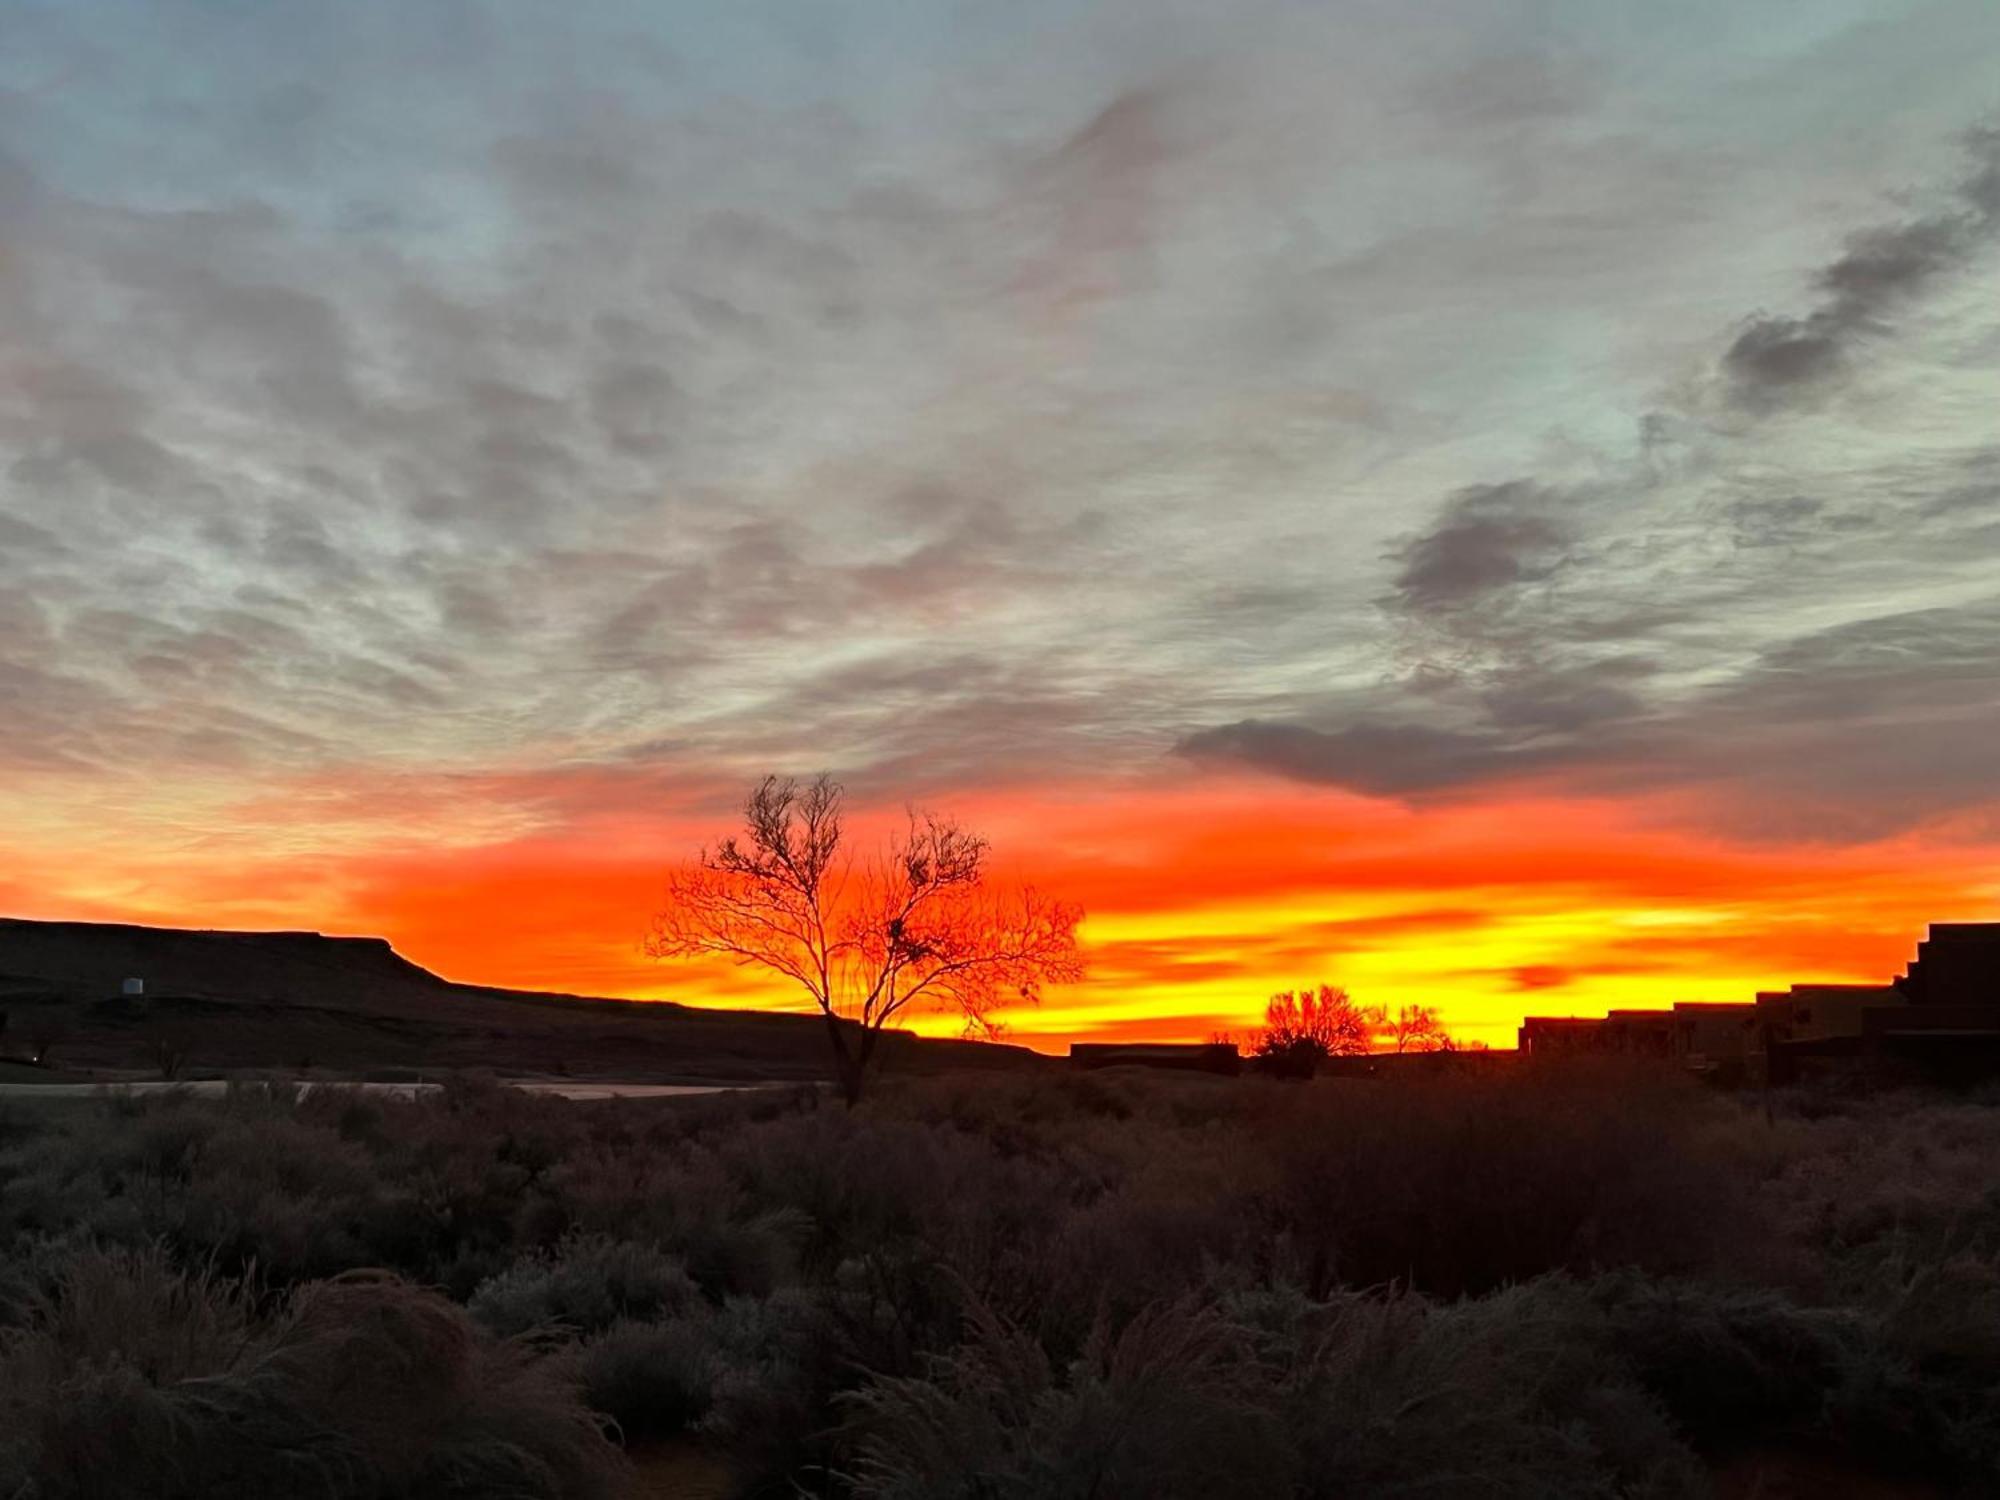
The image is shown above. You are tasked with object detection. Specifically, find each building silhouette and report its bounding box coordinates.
[1518,923,2000,1084]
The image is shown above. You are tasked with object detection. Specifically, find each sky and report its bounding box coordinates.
[5,1,2000,1049]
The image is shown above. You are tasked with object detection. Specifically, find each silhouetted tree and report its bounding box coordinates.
[147,1026,193,1081]
[1383,1003,1451,1054]
[648,774,1084,1104]
[1253,984,1370,1076]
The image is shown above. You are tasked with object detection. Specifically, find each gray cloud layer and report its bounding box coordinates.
[6,0,2000,840]
[1721,129,2000,409]
[1182,119,2000,835]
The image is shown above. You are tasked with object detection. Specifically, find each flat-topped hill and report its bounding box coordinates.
[0,919,451,1007]
[0,917,1045,1085]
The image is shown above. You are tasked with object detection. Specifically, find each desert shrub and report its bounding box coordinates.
[845,1299,1289,1500]
[0,1091,383,1282]
[577,1316,717,1438]
[1027,1143,1266,1350]
[1582,1272,1870,1446]
[847,1272,1983,1500]
[14,1066,2000,1494]
[1265,1281,1702,1499]
[0,1247,625,1500]
[1759,1096,2000,1304]
[848,1281,1707,1500]
[1264,1062,1748,1296]
[1865,1255,2000,1482]
[699,1286,846,1489]
[470,1233,698,1338]
[0,1242,259,1387]
[547,1145,807,1300]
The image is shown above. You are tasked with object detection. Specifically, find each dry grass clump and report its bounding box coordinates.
[0,1247,625,1500]
[845,1299,1291,1500]
[470,1235,699,1339]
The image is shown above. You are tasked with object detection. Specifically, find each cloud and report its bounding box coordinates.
[4,1,2000,874]
[1720,127,2000,410]
[1174,719,1520,796]
[1663,599,2000,835]
[1182,598,2000,839]
[1479,657,1654,735]
[1165,115,2000,833]
[1510,965,1572,992]
[1390,481,1578,615]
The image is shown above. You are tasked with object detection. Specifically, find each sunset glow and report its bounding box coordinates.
[8,761,1997,1050]
[7,2,2000,1051]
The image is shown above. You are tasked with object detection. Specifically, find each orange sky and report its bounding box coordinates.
[9,8,2000,1058]
[10,761,1996,1052]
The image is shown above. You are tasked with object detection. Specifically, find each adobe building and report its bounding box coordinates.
[1755,983,1904,1084]
[1517,1010,1673,1059]
[1670,1003,1761,1078]
[1519,923,2000,1086]
[1897,923,2000,1005]
[1516,1016,1612,1057]
[1862,924,2000,1082]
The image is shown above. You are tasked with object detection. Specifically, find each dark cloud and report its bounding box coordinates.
[1174,718,1519,795]
[1172,657,1655,802]
[1479,657,1653,735]
[1182,600,2000,838]
[1390,481,1576,614]
[1210,121,2000,836]
[1635,601,2000,838]
[0,513,64,557]
[587,362,680,455]
[1510,965,1572,992]
[1722,129,2000,409]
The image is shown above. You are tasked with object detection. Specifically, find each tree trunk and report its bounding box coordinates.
[829,1019,883,1108]
[823,1011,867,1107]
[838,1054,867,1107]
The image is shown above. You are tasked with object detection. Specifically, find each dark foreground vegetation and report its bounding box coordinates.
[5,1064,2000,1497]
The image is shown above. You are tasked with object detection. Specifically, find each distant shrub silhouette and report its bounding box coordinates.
[1383,1001,1451,1053]
[145,1025,193,1081]
[1252,983,1371,1075]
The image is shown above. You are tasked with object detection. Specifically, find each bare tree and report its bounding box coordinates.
[147,1026,193,1081]
[1383,1003,1451,1054]
[1253,984,1371,1076]
[648,775,1084,1104]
